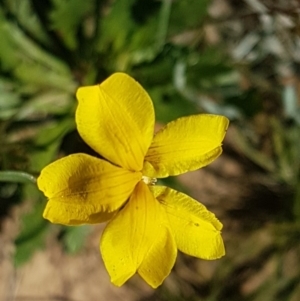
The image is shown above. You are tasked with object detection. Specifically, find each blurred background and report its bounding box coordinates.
[0,0,300,300]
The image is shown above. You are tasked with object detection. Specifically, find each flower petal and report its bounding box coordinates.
[37,153,141,225]
[152,186,225,260]
[137,225,176,288]
[100,181,176,288]
[76,73,155,171]
[143,114,229,177]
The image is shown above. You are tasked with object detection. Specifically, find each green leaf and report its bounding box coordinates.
[4,0,50,44]
[0,79,21,120]
[35,118,75,147]
[0,12,19,70]
[16,92,75,120]
[128,0,171,63]
[133,53,174,86]
[63,225,90,254]
[186,48,233,86]
[97,0,136,55]
[50,0,93,49]
[0,80,20,110]
[14,186,48,266]
[14,62,76,93]
[169,0,211,35]
[283,85,298,120]
[148,85,197,123]
[0,182,18,199]
[0,16,71,75]
[29,140,61,173]
[128,15,161,64]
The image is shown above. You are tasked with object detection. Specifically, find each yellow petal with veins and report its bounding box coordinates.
[37,153,141,225]
[137,224,176,288]
[76,73,155,171]
[143,114,229,178]
[153,186,225,259]
[100,181,176,288]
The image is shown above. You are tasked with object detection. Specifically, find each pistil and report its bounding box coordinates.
[142,176,157,185]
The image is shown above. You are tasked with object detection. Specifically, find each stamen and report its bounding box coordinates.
[142,176,157,185]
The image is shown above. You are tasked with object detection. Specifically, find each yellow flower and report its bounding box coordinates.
[37,72,229,288]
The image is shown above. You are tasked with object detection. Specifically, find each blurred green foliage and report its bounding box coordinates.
[0,0,300,300]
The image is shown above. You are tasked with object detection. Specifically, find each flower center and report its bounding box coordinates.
[142,176,157,185]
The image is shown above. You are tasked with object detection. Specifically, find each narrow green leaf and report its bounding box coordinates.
[16,92,74,120]
[50,0,93,49]
[63,225,90,254]
[2,18,71,75]
[34,118,75,147]
[4,0,49,44]
[156,0,172,49]
[14,189,48,266]
[169,0,211,34]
